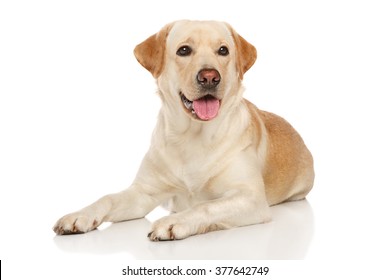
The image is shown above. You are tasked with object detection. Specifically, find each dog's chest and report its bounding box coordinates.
[165,142,225,191]
[180,159,211,191]
[155,119,249,192]
[177,150,214,190]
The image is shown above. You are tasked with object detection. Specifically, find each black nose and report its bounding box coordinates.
[197,69,220,89]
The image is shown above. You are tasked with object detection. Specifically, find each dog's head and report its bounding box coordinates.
[134,20,256,121]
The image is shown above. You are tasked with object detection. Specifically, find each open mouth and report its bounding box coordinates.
[180,93,220,121]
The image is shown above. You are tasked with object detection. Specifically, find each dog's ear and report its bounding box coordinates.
[228,25,257,79]
[134,23,173,78]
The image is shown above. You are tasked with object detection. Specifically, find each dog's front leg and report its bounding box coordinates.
[148,188,271,241]
[53,183,168,235]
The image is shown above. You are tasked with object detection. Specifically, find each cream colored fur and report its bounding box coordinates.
[53,20,314,241]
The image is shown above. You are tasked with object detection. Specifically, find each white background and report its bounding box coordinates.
[1,0,390,279]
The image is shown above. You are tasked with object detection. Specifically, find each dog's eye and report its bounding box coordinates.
[176,46,192,56]
[218,46,229,56]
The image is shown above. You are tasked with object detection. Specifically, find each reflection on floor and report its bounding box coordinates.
[53,199,314,260]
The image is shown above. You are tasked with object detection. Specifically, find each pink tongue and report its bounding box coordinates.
[192,96,220,121]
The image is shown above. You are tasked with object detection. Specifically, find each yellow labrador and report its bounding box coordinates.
[53,20,314,241]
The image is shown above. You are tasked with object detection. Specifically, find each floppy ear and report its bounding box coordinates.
[228,26,257,79]
[133,23,173,78]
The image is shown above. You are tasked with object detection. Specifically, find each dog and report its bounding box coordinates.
[53,20,314,241]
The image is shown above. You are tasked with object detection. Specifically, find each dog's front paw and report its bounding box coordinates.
[148,216,191,241]
[53,212,101,235]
